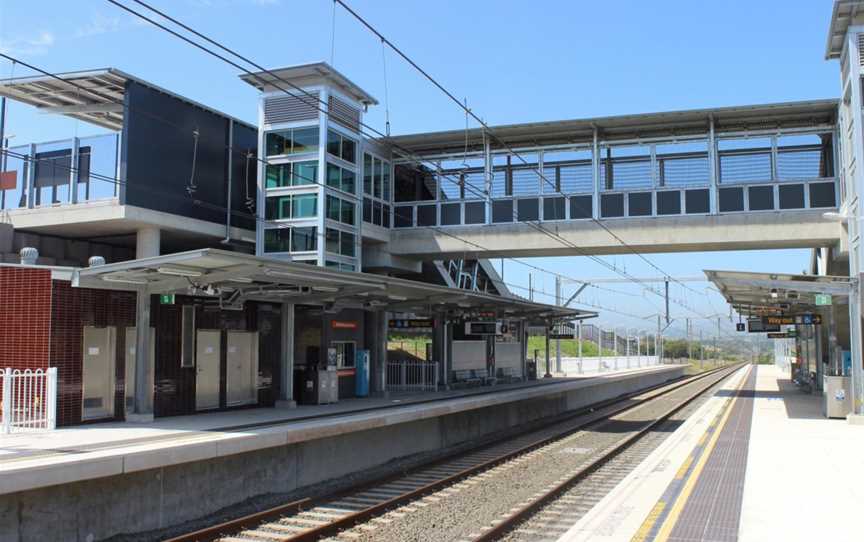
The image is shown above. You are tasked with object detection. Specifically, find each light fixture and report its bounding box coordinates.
[229,277,254,284]
[102,275,147,285]
[313,286,339,293]
[157,266,203,278]
[387,295,408,301]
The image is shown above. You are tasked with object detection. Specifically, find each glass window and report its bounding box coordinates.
[326,228,340,254]
[373,201,383,226]
[291,226,317,251]
[342,169,355,194]
[293,161,318,186]
[265,195,291,220]
[326,195,340,221]
[327,129,341,158]
[265,163,291,188]
[382,204,391,228]
[341,199,355,225]
[327,130,357,163]
[266,127,318,156]
[341,231,355,257]
[363,197,372,222]
[364,154,373,195]
[264,228,291,252]
[342,138,356,163]
[382,163,391,201]
[292,128,318,154]
[292,193,317,218]
[327,163,341,190]
[266,131,292,157]
[332,341,356,368]
[326,260,341,269]
[374,159,382,198]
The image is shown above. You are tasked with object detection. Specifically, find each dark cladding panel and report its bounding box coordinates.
[123,81,256,227]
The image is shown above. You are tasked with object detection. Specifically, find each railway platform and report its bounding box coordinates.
[0,364,685,541]
[560,363,864,542]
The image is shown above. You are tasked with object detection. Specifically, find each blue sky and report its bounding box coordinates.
[0,0,841,337]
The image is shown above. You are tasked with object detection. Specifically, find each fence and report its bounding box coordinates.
[1,368,57,434]
[386,360,439,392]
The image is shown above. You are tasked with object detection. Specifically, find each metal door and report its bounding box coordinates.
[226,331,258,406]
[195,330,221,410]
[82,326,116,420]
[124,327,155,414]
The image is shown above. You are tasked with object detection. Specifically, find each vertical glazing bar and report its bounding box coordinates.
[708,117,718,214]
[69,137,79,204]
[770,135,779,181]
[26,143,36,209]
[484,133,492,225]
[592,128,600,219]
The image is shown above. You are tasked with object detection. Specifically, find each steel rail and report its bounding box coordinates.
[470,363,747,542]
[166,364,733,542]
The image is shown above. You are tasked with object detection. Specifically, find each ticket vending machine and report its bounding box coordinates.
[355,349,370,397]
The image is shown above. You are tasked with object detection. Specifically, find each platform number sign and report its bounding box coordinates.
[736,323,746,332]
[159,294,175,305]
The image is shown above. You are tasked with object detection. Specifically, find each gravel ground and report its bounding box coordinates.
[500,374,727,541]
[326,369,733,542]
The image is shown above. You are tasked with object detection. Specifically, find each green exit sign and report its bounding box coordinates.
[159,294,175,305]
[815,294,832,306]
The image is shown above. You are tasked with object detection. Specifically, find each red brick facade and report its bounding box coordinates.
[0,268,136,426]
[0,267,52,371]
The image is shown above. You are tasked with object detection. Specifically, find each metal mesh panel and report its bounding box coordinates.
[512,167,540,196]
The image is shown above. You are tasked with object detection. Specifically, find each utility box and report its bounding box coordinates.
[824,375,852,418]
[323,366,339,404]
[355,349,370,397]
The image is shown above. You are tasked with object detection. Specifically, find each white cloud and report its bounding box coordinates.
[0,31,55,56]
[74,12,122,38]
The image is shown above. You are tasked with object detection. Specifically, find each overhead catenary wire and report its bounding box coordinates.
[99,0,715,320]
[330,0,705,299]
[3,11,713,322]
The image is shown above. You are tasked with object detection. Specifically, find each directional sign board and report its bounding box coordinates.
[549,322,576,340]
[748,319,780,333]
[764,314,822,326]
[815,294,832,306]
[767,332,794,339]
[389,319,435,330]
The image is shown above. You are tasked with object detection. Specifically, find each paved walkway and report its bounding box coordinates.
[559,364,864,542]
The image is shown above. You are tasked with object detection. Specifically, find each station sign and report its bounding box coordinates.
[764,314,822,326]
[465,321,506,336]
[549,322,576,340]
[767,331,798,339]
[748,319,779,333]
[815,294,832,306]
[331,320,358,330]
[389,318,435,330]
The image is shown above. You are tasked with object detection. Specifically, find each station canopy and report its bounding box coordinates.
[0,68,252,132]
[73,249,593,324]
[704,269,854,317]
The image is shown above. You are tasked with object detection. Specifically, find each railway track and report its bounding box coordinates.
[166,364,741,542]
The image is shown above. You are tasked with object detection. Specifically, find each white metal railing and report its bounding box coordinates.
[387,360,439,392]
[1,368,57,434]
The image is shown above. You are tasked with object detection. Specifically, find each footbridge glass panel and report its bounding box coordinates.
[390,125,838,228]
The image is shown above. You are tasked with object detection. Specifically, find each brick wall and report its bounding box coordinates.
[0,267,52,371]
[49,281,136,426]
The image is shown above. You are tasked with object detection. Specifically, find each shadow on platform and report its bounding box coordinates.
[715,377,823,420]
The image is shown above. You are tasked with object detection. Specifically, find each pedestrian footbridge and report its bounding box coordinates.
[385,100,845,259]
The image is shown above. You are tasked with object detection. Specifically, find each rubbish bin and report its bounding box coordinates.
[300,367,320,405]
[824,375,852,418]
